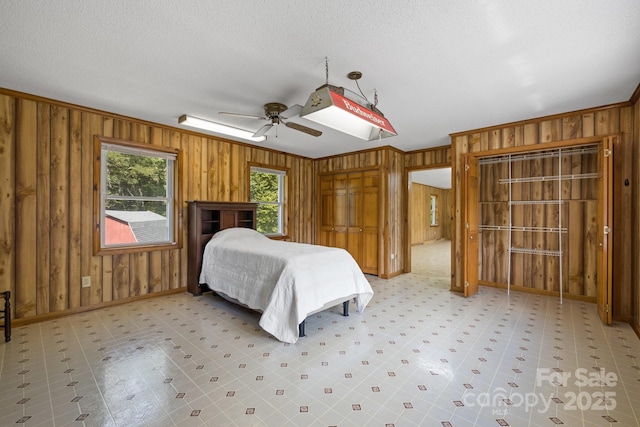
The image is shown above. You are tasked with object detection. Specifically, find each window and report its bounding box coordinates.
[93,136,181,254]
[430,194,438,226]
[249,166,287,236]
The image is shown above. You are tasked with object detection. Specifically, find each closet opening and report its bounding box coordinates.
[461,136,614,324]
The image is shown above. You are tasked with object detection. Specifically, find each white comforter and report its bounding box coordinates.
[199,227,373,343]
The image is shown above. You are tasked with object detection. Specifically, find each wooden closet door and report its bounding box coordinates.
[333,174,348,250]
[347,173,364,264]
[361,170,379,274]
[316,170,379,275]
[318,175,335,247]
[597,137,613,324]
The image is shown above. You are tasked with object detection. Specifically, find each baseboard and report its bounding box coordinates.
[478,281,597,303]
[384,270,404,279]
[632,321,640,340]
[12,287,186,328]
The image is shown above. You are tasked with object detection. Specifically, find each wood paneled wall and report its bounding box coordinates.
[405,146,452,169]
[0,89,314,322]
[410,183,451,244]
[451,104,635,319]
[386,148,404,276]
[633,94,640,336]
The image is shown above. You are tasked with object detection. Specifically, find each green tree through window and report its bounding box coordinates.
[250,167,285,235]
[106,151,167,215]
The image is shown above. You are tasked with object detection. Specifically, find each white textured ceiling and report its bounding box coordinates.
[1,1,639,158]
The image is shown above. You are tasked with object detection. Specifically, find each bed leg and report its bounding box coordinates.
[299,319,306,337]
[343,300,349,317]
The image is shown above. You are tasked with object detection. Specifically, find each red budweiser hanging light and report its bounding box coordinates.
[300,61,397,141]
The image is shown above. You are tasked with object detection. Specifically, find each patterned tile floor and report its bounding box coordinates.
[1,241,639,426]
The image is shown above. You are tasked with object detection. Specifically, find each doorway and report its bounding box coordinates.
[406,167,452,279]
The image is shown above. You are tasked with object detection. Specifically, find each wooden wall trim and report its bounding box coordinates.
[314,144,400,161]
[449,102,631,138]
[633,93,640,336]
[467,135,605,158]
[404,144,452,156]
[633,322,640,340]
[405,164,452,172]
[0,95,15,312]
[317,166,380,176]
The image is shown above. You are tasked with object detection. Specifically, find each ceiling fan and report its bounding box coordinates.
[219,102,322,138]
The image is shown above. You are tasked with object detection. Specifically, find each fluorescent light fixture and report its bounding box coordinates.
[300,85,397,141]
[178,114,266,142]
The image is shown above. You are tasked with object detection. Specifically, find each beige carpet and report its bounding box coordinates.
[411,238,451,279]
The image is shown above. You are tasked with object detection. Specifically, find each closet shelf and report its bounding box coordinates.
[498,172,598,184]
[510,247,562,256]
[509,200,564,205]
[479,146,599,165]
[479,225,567,233]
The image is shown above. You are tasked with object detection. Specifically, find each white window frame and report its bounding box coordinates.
[430,194,438,226]
[94,136,181,255]
[250,166,286,236]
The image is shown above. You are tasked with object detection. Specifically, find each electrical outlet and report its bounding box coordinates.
[390,253,395,260]
[81,276,91,288]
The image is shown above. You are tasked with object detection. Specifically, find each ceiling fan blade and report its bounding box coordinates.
[219,111,265,120]
[280,104,303,119]
[253,123,273,138]
[285,121,322,137]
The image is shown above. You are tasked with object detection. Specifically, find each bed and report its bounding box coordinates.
[198,227,374,343]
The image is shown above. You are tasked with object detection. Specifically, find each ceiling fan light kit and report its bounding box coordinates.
[219,103,322,138]
[178,114,267,142]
